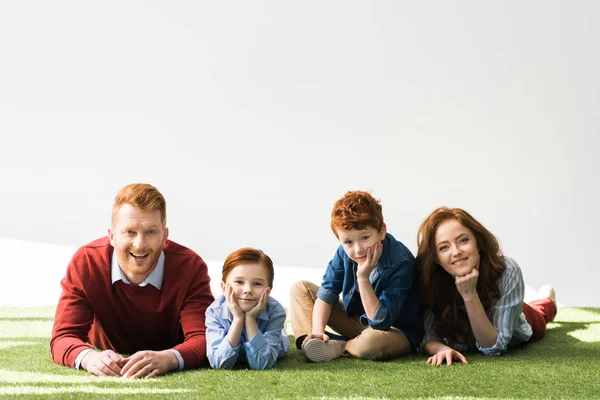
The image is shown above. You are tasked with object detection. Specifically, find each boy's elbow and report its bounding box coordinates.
[208,355,234,370]
[248,353,277,370]
[361,314,391,331]
[249,360,275,370]
[212,360,235,370]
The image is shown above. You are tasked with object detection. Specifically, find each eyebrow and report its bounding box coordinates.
[123,223,161,231]
[341,232,370,239]
[436,233,469,247]
[233,276,266,282]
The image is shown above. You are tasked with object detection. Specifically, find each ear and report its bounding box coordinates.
[220,281,226,293]
[108,228,115,246]
[379,224,387,240]
[162,227,169,247]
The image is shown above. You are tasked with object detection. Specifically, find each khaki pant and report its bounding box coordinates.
[290,280,411,361]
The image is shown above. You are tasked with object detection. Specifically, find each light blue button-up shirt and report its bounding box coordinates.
[75,251,184,370]
[205,295,289,370]
[421,256,533,356]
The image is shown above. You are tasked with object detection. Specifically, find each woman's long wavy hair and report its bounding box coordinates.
[415,207,506,346]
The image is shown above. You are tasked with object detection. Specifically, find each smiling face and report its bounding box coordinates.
[109,203,169,284]
[434,218,480,277]
[221,263,270,313]
[336,225,386,264]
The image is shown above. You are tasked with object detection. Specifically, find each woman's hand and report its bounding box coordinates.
[224,283,245,320]
[455,267,479,301]
[426,347,468,366]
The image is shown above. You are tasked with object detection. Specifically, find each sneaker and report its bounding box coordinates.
[538,285,557,321]
[538,285,556,305]
[302,338,347,362]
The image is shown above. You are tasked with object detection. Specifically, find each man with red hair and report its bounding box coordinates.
[290,191,423,362]
[51,183,214,378]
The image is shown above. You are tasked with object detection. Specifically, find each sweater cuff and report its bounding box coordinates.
[170,349,184,371]
[75,349,94,370]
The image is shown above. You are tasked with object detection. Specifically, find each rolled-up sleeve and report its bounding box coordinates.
[205,304,240,369]
[476,258,525,356]
[420,308,443,350]
[316,248,345,305]
[359,260,414,331]
[244,303,289,370]
[360,302,390,329]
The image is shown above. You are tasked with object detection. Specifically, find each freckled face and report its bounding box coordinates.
[434,219,480,277]
[337,226,386,264]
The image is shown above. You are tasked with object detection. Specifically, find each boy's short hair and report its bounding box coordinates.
[112,183,167,228]
[330,191,384,238]
[222,248,275,288]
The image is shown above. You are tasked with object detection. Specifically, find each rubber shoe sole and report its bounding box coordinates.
[303,338,346,362]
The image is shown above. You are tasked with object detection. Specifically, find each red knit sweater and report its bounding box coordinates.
[50,237,214,370]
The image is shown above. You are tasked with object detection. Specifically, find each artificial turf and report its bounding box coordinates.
[0,307,599,399]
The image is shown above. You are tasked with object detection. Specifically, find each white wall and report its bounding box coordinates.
[1,1,598,306]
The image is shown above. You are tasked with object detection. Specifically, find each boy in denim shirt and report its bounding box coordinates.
[290,191,423,362]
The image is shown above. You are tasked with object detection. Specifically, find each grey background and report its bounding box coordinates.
[1,1,598,306]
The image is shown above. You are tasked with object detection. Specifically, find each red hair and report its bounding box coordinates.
[330,191,384,237]
[111,183,167,228]
[222,248,275,287]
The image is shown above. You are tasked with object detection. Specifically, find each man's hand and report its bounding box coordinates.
[121,350,178,379]
[356,241,382,280]
[426,347,468,366]
[80,349,125,377]
[246,288,270,319]
[455,268,479,301]
[224,283,245,320]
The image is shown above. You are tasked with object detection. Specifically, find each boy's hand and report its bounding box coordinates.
[302,332,330,348]
[356,241,382,280]
[247,288,270,318]
[455,268,479,301]
[224,283,245,320]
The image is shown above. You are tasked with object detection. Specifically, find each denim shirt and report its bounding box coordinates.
[316,233,424,347]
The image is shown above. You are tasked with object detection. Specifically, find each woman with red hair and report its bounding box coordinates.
[415,207,557,366]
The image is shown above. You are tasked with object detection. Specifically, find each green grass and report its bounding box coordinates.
[1,308,599,399]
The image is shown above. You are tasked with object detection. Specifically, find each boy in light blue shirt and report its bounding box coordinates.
[206,248,288,370]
